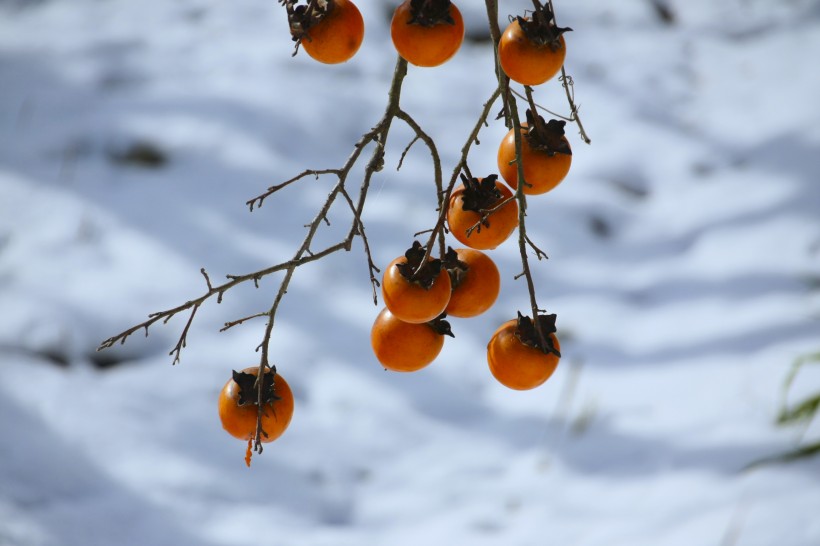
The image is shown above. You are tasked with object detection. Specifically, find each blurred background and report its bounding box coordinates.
[1,0,819,545]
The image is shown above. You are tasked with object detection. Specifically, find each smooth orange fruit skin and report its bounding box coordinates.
[382,256,452,324]
[497,125,572,195]
[391,0,464,67]
[301,0,364,64]
[446,180,518,250]
[445,248,500,318]
[499,19,566,86]
[371,308,444,372]
[218,367,294,442]
[487,320,560,390]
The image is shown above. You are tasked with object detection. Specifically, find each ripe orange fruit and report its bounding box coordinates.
[445,248,500,318]
[447,175,518,250]
[499,17,566,86]
[371,308,448,372]
[487,316,561,390]
[382,242,452,324]
[218,367,294,442]
[497,120,572,195]
[391,0,464,67]
[301,0,365,64]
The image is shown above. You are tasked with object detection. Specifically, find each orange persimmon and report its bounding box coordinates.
[391,0,464,67]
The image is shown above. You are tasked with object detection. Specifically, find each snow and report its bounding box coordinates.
[2,0,820,545]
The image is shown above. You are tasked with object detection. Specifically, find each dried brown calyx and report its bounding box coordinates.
[442,246,469,289]
[427,314,455,337]
[233,368,281,406]
[515,1,572,50]
[524,109,572,157]
[282,0,335,42]
[515,311,561,356]
[407,0,456,27]
[458,174,505,219]
[396,241,444,290]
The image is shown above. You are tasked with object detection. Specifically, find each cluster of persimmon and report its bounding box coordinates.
[373,165,563,390]
[288,0,571,85]
[217,0,575,462]
[372,241,500,371]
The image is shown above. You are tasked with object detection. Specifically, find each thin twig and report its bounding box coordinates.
[397,135,420,171]
[465,194,517,238]
[248,169,340,211]
[340,187,380,303]
[170,304,198,364]
[220,312,269,332]
[546,0,591,144]
[394,109,446,269]
[510,87,573,122]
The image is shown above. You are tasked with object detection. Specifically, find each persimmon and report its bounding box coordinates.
[371,308,451,372]
[487,314,561,390]
[382,241,452,324]
[300,0,364,64]
[218,367,294,443]
[391,0,464,67]
[498,11,570,86]
[445,248,500,318]
[497,114,572,195]
[446,175,518,250]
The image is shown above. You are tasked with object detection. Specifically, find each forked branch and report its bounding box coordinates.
[99,0,588,458]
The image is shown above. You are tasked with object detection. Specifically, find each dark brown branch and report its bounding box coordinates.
[248,169,340,211]
[170,304,198,364]
[485,0,510,127]
[557,70,591,144]
[545,0,591,144]
[394,108,447,267]
[416,86,502,267]
[510,87,571,122]
[200,268,213,291]
[397,135,420,171]
[485,0,554,352]
[340,187,381,303]
[97,240,354,352]
[508,91,551,352]
[221,312,269,332]
[524,233,549,260]
[251,56,410,453]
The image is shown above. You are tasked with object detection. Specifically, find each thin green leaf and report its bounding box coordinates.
[745,441,820,470]
[783,352,820,393]
[777,394,820,426]
[779,351,820,423]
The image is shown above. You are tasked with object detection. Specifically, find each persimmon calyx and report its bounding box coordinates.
[516,2,571,49]
[458,174,505,218]
[395,241,444,290]
[442,246,469,288]
[515,311,561,356]
[285,0,335,42]
[427,314,455,337]
[407,0,456,27]
[524,109,572,156]
[232,368,280,406]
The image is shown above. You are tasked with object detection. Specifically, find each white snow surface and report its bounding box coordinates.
[2,0,820,545]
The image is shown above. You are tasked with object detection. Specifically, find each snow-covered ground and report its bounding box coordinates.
[2,0,820,544]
